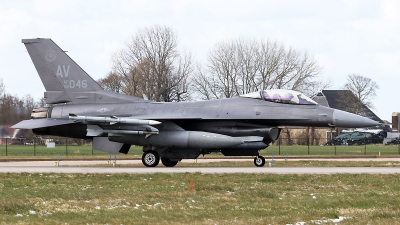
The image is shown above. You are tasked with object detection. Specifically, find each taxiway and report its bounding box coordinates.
[0,159,400,174]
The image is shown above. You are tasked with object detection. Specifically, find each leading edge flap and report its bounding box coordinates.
[11,118,75,129]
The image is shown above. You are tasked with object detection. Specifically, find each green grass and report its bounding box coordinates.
[1,173,400,224]
[1,144,400,159]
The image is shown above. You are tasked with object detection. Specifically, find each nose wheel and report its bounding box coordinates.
[254,155,265,167]
[142,150,160,167]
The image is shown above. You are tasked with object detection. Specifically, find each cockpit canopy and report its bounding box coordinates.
[240,89,317,105]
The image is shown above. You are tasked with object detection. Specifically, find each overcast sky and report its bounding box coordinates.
[0,0,399,121]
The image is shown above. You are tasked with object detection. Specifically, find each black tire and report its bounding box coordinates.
[142,150,160,167]
[254,156,265,167]
[161,157,178,167]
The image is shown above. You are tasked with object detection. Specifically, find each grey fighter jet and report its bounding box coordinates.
[12,38,379,167]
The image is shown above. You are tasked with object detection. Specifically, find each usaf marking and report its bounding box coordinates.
[56,65,70,77]
[57,65,87,89]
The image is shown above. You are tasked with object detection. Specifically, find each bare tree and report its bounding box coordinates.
[112,25,193,102]
[164,52,193,102]
[0,78,5,106]
[1,93,23,107]
[191,64,221,100]
[193,39,321,99]
[0,78,4,100]
[206,41,239,98]
[0,80,40,109]
[98,72,124,93]
[0,81,38,125]
[23,94,36,109]
[342,74,379,113]
[256,40,284,90]
[0,93,30,125]
[308,78,333,97]
[236,39,259,95]
[37,97,47,108]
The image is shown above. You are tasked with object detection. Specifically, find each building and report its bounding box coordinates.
[0,125,29,144]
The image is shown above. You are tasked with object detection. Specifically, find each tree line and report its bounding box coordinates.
[100,25,327,101]
[0,78,47,124]
[99,25,378,114]
[0,78,45,109]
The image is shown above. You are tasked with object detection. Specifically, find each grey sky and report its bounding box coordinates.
[0,0,399,121]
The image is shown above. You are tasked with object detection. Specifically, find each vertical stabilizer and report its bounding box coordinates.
[22,38,142,104]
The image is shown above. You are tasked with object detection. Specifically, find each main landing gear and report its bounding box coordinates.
[161,157,178,167]
[142,151,178,167]
[254,155,265,167]
[142,150,160,167]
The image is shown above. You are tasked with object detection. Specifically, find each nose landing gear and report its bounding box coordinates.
[254,155,265,167]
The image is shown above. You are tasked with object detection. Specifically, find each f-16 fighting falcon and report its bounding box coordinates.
[12,38,379,167]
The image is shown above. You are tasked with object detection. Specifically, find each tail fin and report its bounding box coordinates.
[22,38,142,104]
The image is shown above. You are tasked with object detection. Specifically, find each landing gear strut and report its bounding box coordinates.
[142,150,160,167]
[161,157,178,167]
[254,155,265,167]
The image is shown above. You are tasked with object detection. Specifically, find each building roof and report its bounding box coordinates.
[0,125,29,138]
[0,126,10,137]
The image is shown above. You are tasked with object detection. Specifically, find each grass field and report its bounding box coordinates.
[1,146,400,224]
[1,173,400,224]
[1,144,400,159]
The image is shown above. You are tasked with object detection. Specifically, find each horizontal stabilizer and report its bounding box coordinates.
[11,118,75,129]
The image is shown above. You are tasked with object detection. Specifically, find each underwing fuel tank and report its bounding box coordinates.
[204,126,280,143]
[109,131,262,149]
[187,122,281,143]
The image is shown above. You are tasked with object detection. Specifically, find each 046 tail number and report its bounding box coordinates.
[63,80,87,89]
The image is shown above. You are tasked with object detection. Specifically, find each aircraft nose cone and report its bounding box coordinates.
[332,109,380,128]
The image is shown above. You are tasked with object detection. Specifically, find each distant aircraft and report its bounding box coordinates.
[12,38,379,167]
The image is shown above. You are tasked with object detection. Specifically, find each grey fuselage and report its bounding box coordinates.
[38,96,334,138]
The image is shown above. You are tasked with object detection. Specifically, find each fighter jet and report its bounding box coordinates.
[12,38,379,167]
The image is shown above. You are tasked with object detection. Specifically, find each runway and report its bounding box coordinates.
[1,159,400,174]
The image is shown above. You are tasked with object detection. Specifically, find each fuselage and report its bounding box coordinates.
[32,97,327,141]
[50,97,334,127]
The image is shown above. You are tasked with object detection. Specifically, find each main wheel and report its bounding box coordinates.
[142,150,160,167]
[161,157,178,167]
[254,155,265,167]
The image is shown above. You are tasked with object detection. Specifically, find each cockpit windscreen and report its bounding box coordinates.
[241,89,317,105]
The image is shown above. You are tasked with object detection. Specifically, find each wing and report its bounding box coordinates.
[11,118,75,129]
